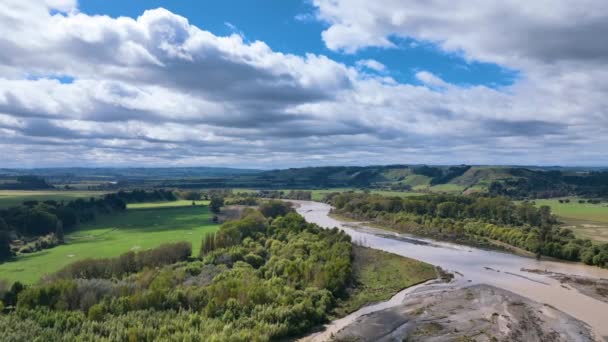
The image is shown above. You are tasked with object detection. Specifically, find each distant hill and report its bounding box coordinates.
[248,165,608,198]
[1,165,607,198]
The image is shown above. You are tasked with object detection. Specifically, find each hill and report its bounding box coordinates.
[2,165,607,198]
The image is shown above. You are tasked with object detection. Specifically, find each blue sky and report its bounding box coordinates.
[79,1,517,88]
[1,1,607,168]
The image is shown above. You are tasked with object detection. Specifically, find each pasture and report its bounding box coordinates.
[535,198,608,243]
[0,201,218,284]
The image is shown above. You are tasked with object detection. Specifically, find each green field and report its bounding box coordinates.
[127,200,206,209]
[427,183,466,193]
[535,198,608,242]
[0,190,106,208]
[0,201,219,284]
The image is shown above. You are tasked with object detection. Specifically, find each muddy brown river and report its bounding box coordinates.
[294,201,608,341]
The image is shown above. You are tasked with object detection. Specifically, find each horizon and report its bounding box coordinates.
[2,163,608,171]
[1,1,608,167]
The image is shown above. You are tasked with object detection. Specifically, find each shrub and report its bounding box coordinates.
[88,303,104,321]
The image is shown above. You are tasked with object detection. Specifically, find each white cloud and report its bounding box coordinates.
[0,1,606,167]
[355,59,386,72]
[313,0,608,68]
[415,71,448,88]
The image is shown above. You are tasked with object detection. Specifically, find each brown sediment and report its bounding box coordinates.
[522,268,608,304]
[332,284,596,342]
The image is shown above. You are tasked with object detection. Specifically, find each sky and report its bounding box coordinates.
[0,1,607,168]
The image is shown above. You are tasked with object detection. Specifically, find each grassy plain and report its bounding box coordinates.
[534,198,608,242]
[0,190,106,208]
[0,201,218,284]
[334,245,436,317]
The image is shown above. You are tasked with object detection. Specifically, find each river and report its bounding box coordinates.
[294,201,608,340]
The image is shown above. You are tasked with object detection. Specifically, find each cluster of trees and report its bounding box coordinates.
[327,192,608,267]
[175,189,233,201]
[114,189,176,203]
[223,196,258,206]
[0,204,353,341]
[328,192,554,227]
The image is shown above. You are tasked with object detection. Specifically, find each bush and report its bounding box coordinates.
[88,304,104,321]
[259,200,292,219]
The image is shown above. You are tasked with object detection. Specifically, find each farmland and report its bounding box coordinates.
[0,201,218,284]
[534,198,608,242]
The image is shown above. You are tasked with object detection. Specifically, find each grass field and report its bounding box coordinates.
[427,183,466,193]
[334,245,436,317]
[127,200,206,209]
[534,198,608,242]
[0,190,106,208]
[0,201,218,284]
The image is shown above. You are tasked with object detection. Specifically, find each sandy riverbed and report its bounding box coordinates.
[332,283,595,342]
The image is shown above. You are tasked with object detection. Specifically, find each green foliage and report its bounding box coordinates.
[176,190,201,201]
[259,200,293,218]
[209,196,224,214]
[87,303,104,321]
[1,207,360,341]
[0,231,11,262]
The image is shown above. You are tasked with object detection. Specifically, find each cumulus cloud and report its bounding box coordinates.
[313,0,608,66]
[0,0,606,167]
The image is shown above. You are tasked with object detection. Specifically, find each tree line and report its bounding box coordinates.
[327,192,608,267]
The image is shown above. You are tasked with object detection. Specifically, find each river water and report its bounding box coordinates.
[294,201,608,340]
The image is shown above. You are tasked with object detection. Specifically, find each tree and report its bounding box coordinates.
[24,208,59,236]
[210,196,224,214]
[259,200,292,218]
[0,231,12,262]
[179,191,201,201]
[88,303,104,321]
[55,221,64,244]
